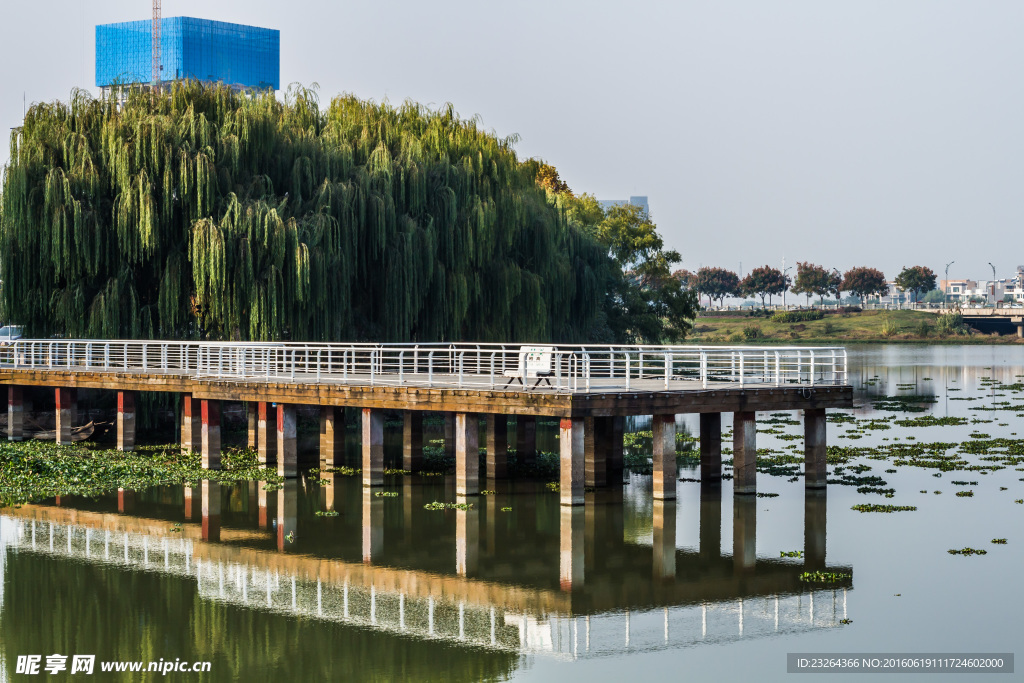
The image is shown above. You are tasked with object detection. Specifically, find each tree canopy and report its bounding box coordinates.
[0,83,693,343]
[740,265,788,308]
[894,266,937,303]
[694,267,740,308]
[791,262,841,305]
[841,266,888,302]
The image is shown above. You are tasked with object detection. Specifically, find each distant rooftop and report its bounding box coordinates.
[96,17,279,90]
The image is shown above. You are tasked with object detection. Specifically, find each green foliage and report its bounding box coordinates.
[742,323,763,340]
[739,265,789,308]
[880,317,899,337]
[694,266,740,307]
[921,288,945,303]
[792,262,841,305]
[936,310,969,336]
[0,83,626,343]
[851,504,917,512]
[841,266,888,301]
[770,310,823,323]
[894,265,937,303]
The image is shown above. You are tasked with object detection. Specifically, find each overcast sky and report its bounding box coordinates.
[2,0,1022,282]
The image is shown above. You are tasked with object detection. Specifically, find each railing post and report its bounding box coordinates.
[809,350,816,386]
[625,353,631,390]
[774,351,781,387]
[739,351,745,387]
[428,351,434,387]
[700,351,707,389]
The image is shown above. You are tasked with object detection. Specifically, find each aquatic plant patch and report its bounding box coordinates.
[851,504,917,513]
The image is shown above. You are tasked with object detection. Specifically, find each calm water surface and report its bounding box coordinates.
[2,345,1023,682]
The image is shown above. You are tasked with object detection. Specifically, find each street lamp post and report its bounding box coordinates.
[989,262,997,307]
[783,266,792,309]
[944,261,955,309]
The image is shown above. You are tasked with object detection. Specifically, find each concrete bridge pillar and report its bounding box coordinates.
[584,416,608,488]
[699,482,722,560]
[362,486,383,563]
[653,414,677,500]
[246,402,258,449]
[201,480,221,543]
[516,416,537,468]
[277,480,298,551]
[700,412,722,483]
[484,414,507,479]
[804,408,827,489]
[559,417,585,506]
[201,399,221,470]
[732,411,757,495]
[732,494,757,572]
[257,402,277,465]
[319,406,340,467]
[320,471,336,512]
[181,394,201,454]
[55,387,77,445]
[559,505,585,591]
[455,497,479,576]
[804,488,827,570]
[7,386,23,441]
[455,412,480,496]
[362,408,384,487]
[117,390,136,452]
[403,411,424,472]
[653,499,677,581]
[277,404,297,478]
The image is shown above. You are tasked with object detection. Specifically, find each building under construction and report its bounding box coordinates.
[95,16,280,92]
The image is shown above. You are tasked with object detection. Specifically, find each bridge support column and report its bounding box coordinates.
[733,494,756,571]
[455,497,479,576]
[201,481,221,543]
[484,414,507,479]
[732,411,757,495]
[699,482,722,560]
[277,404,297,478]
[319,406,340,467]
[700,412,722,483]
[201,400,221,470]
[609,416,625,484]
[805,488,827,570]
[403,411,423,472]
[117,391,136,452]
[55,387,77,445]
[362,487,383,563]
[7,386,23,441]
[559,418,585,506]
[277,480,297,551]
[247,402,258,449]
[804,408,827,489]
[257,402,277,465]
[181,394,201,453]
[516,416,537,468]
[653,414,677,500]
[362,408,384,487]
[559,506,585,591]
[455,413,480,496]
[653,499,677,580]
[584,417,608,488]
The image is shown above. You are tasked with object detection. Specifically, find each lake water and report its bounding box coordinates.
[1,344,1022,681]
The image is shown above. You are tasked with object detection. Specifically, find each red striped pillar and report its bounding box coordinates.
[201,480,221,542]
[257,402,277,464]
[652,414,677,501]
[181,394,201,453]
[55,387,77,445]
[362,408,384,487]
[559,418,585,506]
[7,386,23,442]
[117,391,136,452]
[201,399,221,470]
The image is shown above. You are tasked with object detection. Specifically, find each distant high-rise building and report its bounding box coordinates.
[96,17,280,92]
[598,196,650,217]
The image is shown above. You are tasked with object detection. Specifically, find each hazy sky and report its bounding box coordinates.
[2,0,1021,282]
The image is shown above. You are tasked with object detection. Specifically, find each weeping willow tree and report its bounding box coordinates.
[0,82,617,342]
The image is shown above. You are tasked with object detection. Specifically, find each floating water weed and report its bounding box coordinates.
[779,550,803,558]
[800,571,852,582]
[851,504,917,513]
[756,492,779,498]
[991,538,1007,544]
[839,619,853,624]
[545,482,560,492]
[329,466,361,476]
[384,468,411,475]
[948,547,987,556]
[500,507,512,512]
[423,501,475,511]
[374,491,398,498]
[314,510,339,517]
[480,490,496,495]
[955,490,974,497]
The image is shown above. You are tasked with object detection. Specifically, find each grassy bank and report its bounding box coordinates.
[686,309,1023,344]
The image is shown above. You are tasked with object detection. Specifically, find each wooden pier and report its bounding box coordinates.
[0,340,853,505]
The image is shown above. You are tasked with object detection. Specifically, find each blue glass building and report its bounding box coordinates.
[96,17,279,90]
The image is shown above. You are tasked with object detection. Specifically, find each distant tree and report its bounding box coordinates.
[922,289,945,304]
[694,267,740,308]
[894,266,937,303]
[673,269,696,289]
[841,267,888,303]
[740,265,789,308]
[791,262,840,306]
[534,161,573,195]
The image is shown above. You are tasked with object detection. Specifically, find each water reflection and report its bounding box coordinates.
[0,476,852,671]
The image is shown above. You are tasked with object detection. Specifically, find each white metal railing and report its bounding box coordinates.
[0,340,848,393]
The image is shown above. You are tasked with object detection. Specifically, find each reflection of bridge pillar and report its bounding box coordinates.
[653,499,677,580]
[560,418,585,505]
[257,402,277,465]
[804,488,827,570]
[403,411,423,472]
[276,404,297,478]
[258,487,268,528]
[455,496,479,576]
[560,506,586,590]
[444,412,455,458]
[7,386,23,442]
[403,478,414,543]
[320,406,340,467]
[609,416,625,484]
[362,409,384,487]
[584,417,608,488]
[55,387,77,445]
[455,413,480,496]
[804,408,827,489]
[700,413,722,483]
[516,416,537,468]
[181,394,201,453]
[201,400,221,470]
[486,492,498,554]
[362,487,383,563]
[653,414,676,500]
[699,482,722,560]
[202,481,221,542]
[732,411,757,495]
[732,494,756,572]
[118,488,135,514]
[247,402,258,449]
[184,486,194,521]
[584,491,600,570]
[320,472,336,512]
[117,390,136,452]
[277,480,297,551]
[484,415,507,479]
